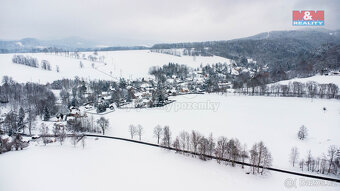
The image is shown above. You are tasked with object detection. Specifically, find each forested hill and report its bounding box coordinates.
[152,29,340,79]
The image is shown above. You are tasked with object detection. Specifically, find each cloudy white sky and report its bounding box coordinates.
[0,0,339,46]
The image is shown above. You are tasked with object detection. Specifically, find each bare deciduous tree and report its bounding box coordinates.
[228,138,241,166]
[198,136,209,160]
[261,147,272,175]
[153,125,163,144]
[250,144,258,174]
[190,130,201,153]
[306,150,313,171]
[137,124,143,141]
[81,136,86,149]
[320,156,327,174]
[299,159,305,171]
[52,124,60,137]
[58,127,67,145]
[290,147,299,167]
[207,133,215,156]
[173,136,180,151]
[327,145,337,174]
[179,131,189,150]
[250,141,272,174]
[71,133,79,147]
[40,123,49,146]
[129,125,137,139]
[97,117,109,135]
[215,136,228,163]
[240,144,248,169]
[162,126,171,147]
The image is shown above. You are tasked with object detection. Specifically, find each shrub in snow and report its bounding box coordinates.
[96,103,108,113]
[298,125,308,140]
[0,134,28,154]
[41,60,51,71]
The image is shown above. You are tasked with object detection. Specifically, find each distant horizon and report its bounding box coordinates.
[1,0,339,46]
[0,27,339,48]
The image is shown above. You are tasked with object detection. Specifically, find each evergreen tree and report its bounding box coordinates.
[43,107,50,121]
[4,111,17,135]
[70,97,79,107]
[18,107,25,133]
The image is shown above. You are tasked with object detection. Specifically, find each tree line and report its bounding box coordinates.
[234,81,339,99]
[12,55,52,71]
[12,55,39,68]
[290,146,339,176]
[128,124,272,175]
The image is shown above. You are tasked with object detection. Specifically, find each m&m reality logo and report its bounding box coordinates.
[293,10,324,26]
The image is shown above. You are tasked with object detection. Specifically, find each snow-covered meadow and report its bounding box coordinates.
[0,50,231,83]
[0,137,338,191]
[274,75,340,87]
[103,94,340,170]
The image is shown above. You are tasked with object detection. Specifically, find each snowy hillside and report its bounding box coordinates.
[0,50,231,83]
[0,137,338,191]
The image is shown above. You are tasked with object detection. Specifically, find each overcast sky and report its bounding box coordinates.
[0,0,339,46]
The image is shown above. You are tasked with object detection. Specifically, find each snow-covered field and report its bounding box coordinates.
[274,75,340,87]
[0,50,230,83]
[0,137,338,191]
[102,94,340,170]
